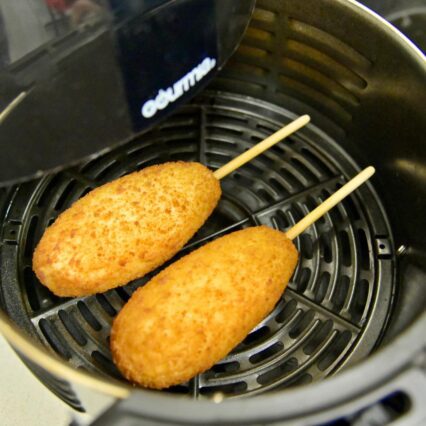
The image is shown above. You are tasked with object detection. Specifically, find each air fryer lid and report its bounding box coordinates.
[0,0,254,186]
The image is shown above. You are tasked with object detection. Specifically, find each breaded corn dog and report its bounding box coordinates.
[33,162,221,296]
[111,226,298,389]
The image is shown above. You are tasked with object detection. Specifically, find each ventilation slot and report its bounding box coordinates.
[95,160,119,181]
[37,175,63,207]
[77,301,102,331]
[276,299,298,323]
[257,358,298,385]
[250,341,284,364]
[290,157,319,182]
[280,57,360,108]
[55,180,78,211]
[278,74,352,125]
[96,294,117,317]
[332,275,350,311]
[300,234,313,259]
[320,233,333,263]
[92,351,121,378]
[243,326,270,346]
[339,230,352,266]
[317,330,352,371]
[350,279,370,324]
[295,268,311,293]
[274,210,291,229]
[59,310,87,346]
[300,148,335,176]
[211,361,240,374]
[303,320,333,355]
[252,8,277,24]
[315,272,331,303]
[39,319,71,360]
[289,310,315,339]
[285,39,367,90]
[287,18,372,73]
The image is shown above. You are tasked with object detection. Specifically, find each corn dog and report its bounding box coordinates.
[111,226,298,389]
[33,162,221,296]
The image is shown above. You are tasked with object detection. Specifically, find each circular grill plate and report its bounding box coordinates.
[0,92,395,399]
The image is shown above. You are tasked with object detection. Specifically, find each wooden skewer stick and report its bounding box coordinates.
[0,92,27,125]
[213,115,310,180]
[286,166,375,240]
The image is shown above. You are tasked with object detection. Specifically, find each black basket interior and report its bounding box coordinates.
[0,91,395,400]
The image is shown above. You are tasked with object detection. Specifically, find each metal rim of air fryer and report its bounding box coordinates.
[0,0,425,424]
[0,309,424,424]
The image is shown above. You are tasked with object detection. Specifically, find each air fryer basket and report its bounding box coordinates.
[0,0,425,424]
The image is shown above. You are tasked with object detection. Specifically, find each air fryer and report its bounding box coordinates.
[0,0,425,425]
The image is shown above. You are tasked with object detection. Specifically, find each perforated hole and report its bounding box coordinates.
[300,148,335,176]
[92,351,120,378]
[269,177,290,197]
[243,326,270,346]
[290,157,318,182]
[281,168,303,192]
[77,301,102,331]
[233,172,256,187]
[333,276,350,311]
[256,187,276,203]
[303,320,333,355]
[350,279,369,324]
[289,310,315,339]
[341,195,361,221]
[39,319,71,360]
[58,310,87,346]
[257,358,298,385]
[295,268,311,293]
[21,270,41,315]
[300,234,314,259]
[274,210,291,229]
[96,294,116,317]
[339,230,352,266]
[115,287,130,302]
[211,362,240,374]
[95,161,120,181]
[250,341,284,364]
[315,272,330,303]
[276,299,298,323]
[318,331,352,371]
[320,233,333,263]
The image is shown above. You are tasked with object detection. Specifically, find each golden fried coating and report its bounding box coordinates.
[33,162,221,297]
[111,226,298,389]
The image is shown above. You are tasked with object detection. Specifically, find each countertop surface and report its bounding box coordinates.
[0,334,70,426]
